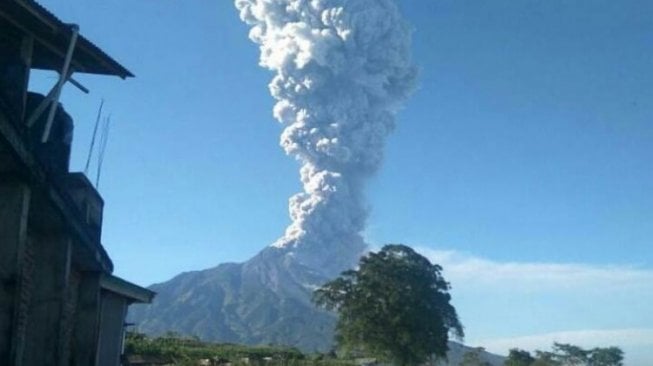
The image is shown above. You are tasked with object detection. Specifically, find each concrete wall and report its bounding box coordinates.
[72,273,102,366]
[21,235,71,366]
[0,176,141,366]
[0,180,30,366]
[96,291,128,366]
[0,180,106,366]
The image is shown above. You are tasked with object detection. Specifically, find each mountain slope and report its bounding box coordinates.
[129,247,338,351]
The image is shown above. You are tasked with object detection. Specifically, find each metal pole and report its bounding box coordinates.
[69,77,89,94]
[84,99,103,174]
[26,86,57,127]
[41,24,79,143]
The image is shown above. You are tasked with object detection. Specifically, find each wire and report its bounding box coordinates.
[84,99,103,175]
[95,114,111,189]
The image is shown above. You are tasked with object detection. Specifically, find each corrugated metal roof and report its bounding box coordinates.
[0,0,134,78]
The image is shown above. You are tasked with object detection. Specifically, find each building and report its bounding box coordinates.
[0,1,155,365]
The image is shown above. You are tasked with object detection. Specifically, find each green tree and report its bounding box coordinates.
[313,244,463,366]
[532,351,560,366]
[552,343,588,366]
[588,347,623,366]
[504,348,535,366]
[459,348,491,366]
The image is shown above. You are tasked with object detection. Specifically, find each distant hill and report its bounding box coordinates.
[129,245,505,364]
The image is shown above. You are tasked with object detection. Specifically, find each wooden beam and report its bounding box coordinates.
[68,77,89,94]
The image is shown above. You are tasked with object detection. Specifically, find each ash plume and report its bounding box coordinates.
[235,0,417,276]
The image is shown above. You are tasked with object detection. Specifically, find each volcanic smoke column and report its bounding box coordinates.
[235,0,417,276]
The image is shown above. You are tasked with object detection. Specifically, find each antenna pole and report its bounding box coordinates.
[95,114,111,189]
[84,99,103,175]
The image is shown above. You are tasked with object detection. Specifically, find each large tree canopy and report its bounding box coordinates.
[313,244,463,366]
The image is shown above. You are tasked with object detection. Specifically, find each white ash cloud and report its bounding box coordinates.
[235,0,416,275]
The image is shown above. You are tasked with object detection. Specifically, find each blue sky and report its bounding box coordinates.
[35,0,652,364]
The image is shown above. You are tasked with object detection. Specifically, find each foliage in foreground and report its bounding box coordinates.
[313,244,463,366]
[124,332,354,366]
[503,342,624,366]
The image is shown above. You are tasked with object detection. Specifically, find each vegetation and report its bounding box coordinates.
[459,347,493,366]
[313,244,463,366]
[504,343,624,366]
[504,349,535,366]
[124,332,354,366]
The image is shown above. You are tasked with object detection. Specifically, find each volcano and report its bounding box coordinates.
[129,246,355,351]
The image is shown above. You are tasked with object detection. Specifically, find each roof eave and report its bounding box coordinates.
[100,274,156,304]
[1,0,134,79]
